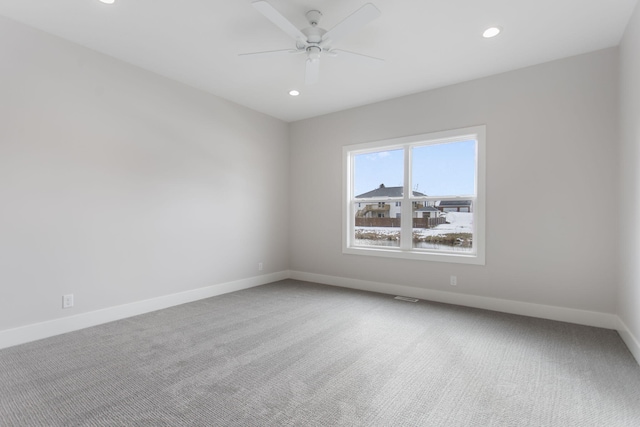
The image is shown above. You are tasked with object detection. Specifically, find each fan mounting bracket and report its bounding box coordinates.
[306,10,322,26]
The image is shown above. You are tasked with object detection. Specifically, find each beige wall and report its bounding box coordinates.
[290,48,620,314]
[619,2,640,352]
[0,16,290,331]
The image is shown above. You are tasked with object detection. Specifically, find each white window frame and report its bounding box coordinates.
[342,125,486,265]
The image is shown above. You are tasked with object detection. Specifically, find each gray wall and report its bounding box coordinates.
[290,48,620,314]
[0,12,632,345]
[619,3,640,348]
[0,17,290,331]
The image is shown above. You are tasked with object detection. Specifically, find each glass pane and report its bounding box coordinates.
[354,202,400,248]
[354,149,404,198]
[412,200,473,252]
[411,140,476,197]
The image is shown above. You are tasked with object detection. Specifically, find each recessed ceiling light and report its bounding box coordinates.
[99,0,115,4]
[289,90,300,97]
[483,27,501,38]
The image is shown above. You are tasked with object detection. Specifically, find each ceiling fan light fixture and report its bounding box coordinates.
[289,90,300,96]
[483,27,501,38]
[307,46,321,61]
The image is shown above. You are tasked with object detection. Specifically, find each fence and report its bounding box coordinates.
[355,217,447,228]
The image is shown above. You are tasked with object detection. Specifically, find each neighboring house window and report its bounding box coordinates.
[343,125,485,265]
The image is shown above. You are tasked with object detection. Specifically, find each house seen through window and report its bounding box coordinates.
[343,126,485,264]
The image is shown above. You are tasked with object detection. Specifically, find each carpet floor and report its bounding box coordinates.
[1,279,639,426]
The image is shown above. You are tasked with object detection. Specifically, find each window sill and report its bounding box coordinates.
[343,245,485,265]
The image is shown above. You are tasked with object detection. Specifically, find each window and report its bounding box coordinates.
[343,126,485,264]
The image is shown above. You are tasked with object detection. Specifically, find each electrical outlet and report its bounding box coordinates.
[62,294,74,309]
[450,276,457,286]
[258,262,263,271]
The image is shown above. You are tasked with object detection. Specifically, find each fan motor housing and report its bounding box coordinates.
[302,26,325,44]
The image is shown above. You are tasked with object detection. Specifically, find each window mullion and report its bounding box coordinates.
[401,145,412,250]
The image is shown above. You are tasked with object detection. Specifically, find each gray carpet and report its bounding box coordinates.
[1,280,639,426]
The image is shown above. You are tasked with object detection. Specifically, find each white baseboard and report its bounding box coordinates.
[617,317,640,366]
[290,271,619,330]
[0,271,290,350]
[3,270,630,360]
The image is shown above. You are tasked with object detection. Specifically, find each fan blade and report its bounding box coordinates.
[321,3,381,45]
[239,49,302,57]
[305,58,320,85]
[331,49,384,64]
[252,1,306,42]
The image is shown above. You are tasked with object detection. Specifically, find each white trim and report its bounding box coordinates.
[617,317,640,366]
[0,271,290,350]
[4,269,635,366]
[401,144,412,250]
[342,245,484,264]
[289,270,618,330]
[342,125,486,265]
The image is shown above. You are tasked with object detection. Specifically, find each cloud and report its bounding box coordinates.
[365,151,391,161]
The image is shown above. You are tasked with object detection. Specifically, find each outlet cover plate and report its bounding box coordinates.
[62,294,74,309]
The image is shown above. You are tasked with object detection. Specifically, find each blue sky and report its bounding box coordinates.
[354,140,476,197]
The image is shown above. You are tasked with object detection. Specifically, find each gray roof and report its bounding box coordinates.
[356,185,426,199]
[439,200,472,206]
[417,206,440,212]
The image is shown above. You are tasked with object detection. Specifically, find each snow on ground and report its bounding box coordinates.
[354,227,399,236]
[355,212,473,238]
[441,212,473,227]
[416,212,473,237]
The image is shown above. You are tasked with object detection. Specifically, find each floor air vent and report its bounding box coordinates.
[394,296,419,303]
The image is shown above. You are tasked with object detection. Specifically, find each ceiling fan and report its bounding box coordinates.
[240,1,383,85]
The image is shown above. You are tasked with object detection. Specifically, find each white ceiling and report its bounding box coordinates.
[0,0,637,122]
